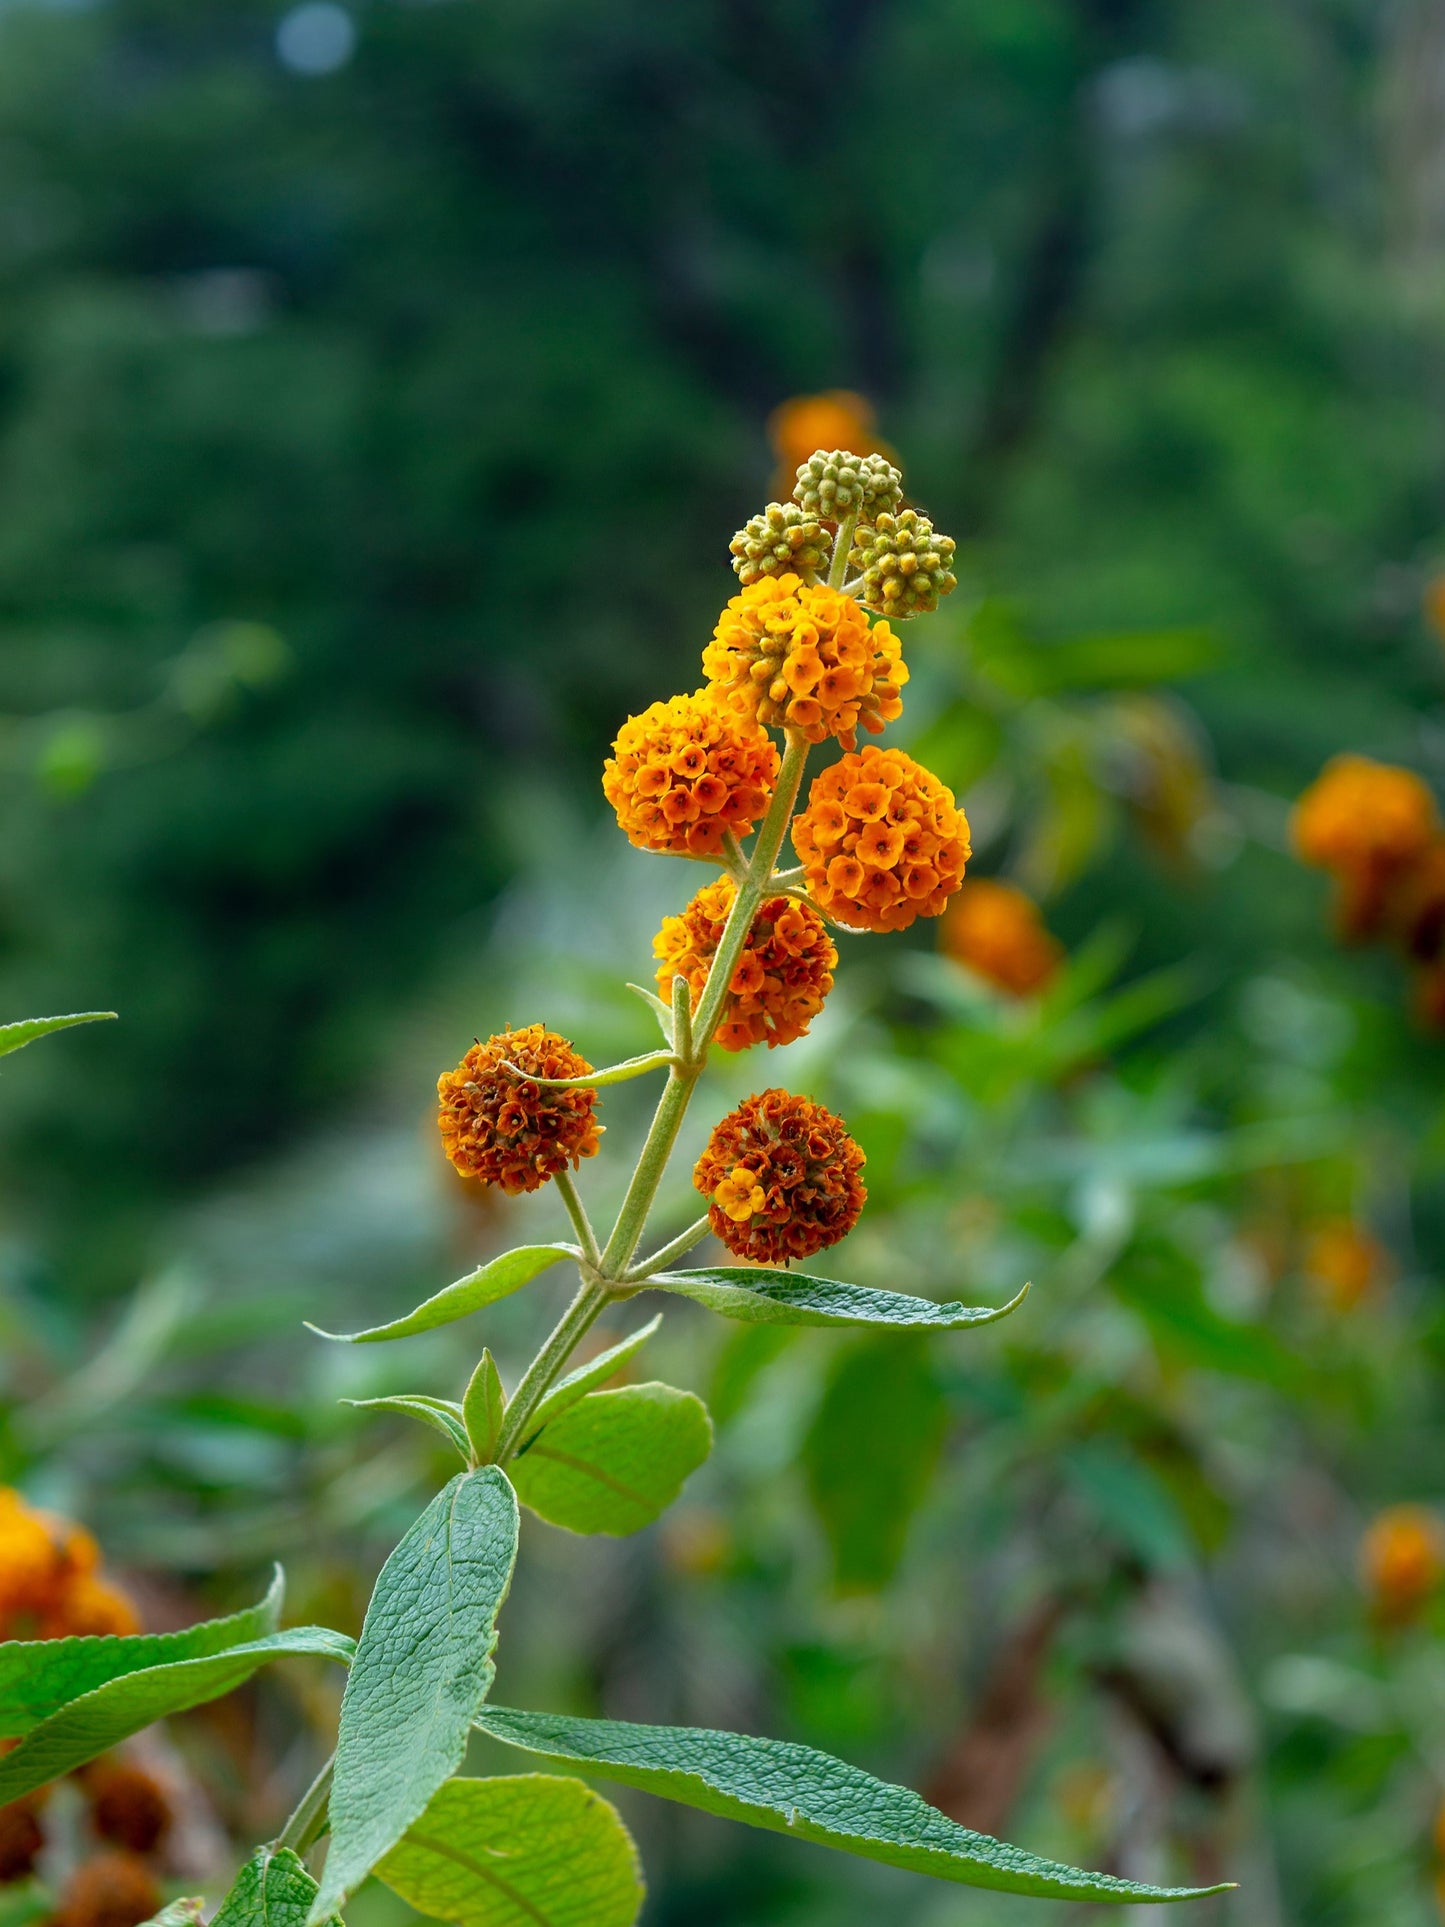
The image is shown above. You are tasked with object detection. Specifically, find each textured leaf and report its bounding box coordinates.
[377,1773,643,1927]
[0,1627,353,1802]
[648,1268,1028,1332]
[213,1847,338,1925]
[476,1707,1229,1905]
[309,1467,520,1922]
[521,1315,663,1443]
[510,1384,711,1537]
[0,1568,285,1738]
[0,1011,116,1060]
[463,1351,505,1462]
[345,1393,470,1461]
[804,1337,947,1592]
[307,1245,574,1344]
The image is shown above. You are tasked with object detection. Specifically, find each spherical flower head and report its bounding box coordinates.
[438,1025,602,1197]
[940,879,1061,996]
[851,508,958,618]
[694,1089,866,1265]
[730,503,832,587]
[0,1489,60,1624]
[703,575,908,748]
[82,1758,172,1855]
[1304,1218,1386,1312]
[1291,755,1438,875]
[653,876,837,1052]
[52,1851,161,1927]
[793,449,903,524]
[603,690,779,857]
[1360,1504,1445,1627]
[792,745,971,933]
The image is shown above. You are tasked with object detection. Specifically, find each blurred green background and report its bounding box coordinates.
[4,0,1445,1920]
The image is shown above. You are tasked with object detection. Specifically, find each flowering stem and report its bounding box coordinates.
[829,513,858,592]
[275,1751,335,1857]
[625,1214,713,1280]
[555,1168,601,1268]
[495,1272,610,1464]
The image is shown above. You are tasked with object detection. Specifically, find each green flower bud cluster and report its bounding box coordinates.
[729,502,833,586]
[849,508,958,618]
[792,449,903,524]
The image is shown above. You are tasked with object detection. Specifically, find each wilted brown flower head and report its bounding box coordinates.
[52,1852,162,1927]
[82,1757,172,1855]
[694,1089,866,1265]
[438,1025,601,1196]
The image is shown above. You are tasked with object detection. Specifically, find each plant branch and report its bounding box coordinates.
[555,1168,601,1268]
[274,1751,335,1858]
[625,1214,713,1280]
[495,1272,611,1463]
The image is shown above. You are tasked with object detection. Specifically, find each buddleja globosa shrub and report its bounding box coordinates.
[0,457,1232,1922]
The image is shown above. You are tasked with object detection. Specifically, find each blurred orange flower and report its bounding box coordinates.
[767,390,892,496]
[1360,1504,1445,1627]
[1303,1218,1388,1312]
[940,879,1063,997]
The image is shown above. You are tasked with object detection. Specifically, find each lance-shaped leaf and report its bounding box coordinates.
[0,1627,353,1802]
[211,1847,338,1926]
[521,1315,663,1444]
[463,1351,506,1463]
[0,1568,285,1738]
[647,1267,1029,1332]
[0,1011,116,1060]
[308,1467,520,1923]
[307,1245,574,1344]
[377,1773,643,1927]
[502,1048,673,1088]
[510,1384,711,1537]
[345,1393,471,1462]
[475,1708,1230,1905]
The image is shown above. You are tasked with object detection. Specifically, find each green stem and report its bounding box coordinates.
[829,512,859,591]
[625,1213,712,1280]
[274,1752,335,1858]
[495,1271,610,1463]
[555,1168,601,1268]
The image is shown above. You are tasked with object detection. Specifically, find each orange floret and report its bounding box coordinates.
[1360,1504,1445,1627]
[940,879,1062,996]
[438,1024,601,1196]
[0,1490,61,1630]
[694,1089,866,1265]
[1304,1218,1387,1312]
[603,690,779,857]
[1291,755,1438,876]
[702,575,907,749]
[653,877,836,1052]
[791,745,971,933]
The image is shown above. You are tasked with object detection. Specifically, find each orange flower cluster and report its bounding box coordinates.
[653,878,836,1052]
[694,1089,866,1264]
[792,745,971,933]
[438,1025,601,1196]
[702,576,907,748]
[1360,1504,1444,1627]
[603,691,779,857]
[0,1487,138,1642]
[1303,1218,1387,1312]
[49,1851,161,1927]
[1293,755,1445,1022]
[940,879,1062,997]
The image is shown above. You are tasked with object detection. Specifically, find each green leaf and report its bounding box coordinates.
[0,1011,116,1060]
[510,1384,711,1537]
[307,1245,575,1344]
[804,1338,947,1592]
[0,1888,49,1927]
[649,1268,1028,1332]
[377,1773,643,1927]
[463,1351,506,1463]
[521,1315,663,1443]
[141,1902,207,1926]
[476,1707,1229,1905]
[0,1567,285,1738]
[0,1627,353,1802]
[344,1394,471,1462]
[309,1467,520,1923]
[212,1846,338,1926]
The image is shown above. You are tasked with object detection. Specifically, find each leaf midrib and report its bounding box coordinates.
[402,1829,552,1927]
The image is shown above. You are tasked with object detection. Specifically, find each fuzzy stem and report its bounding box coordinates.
[829,513,859,591]
[555,1168,601,1268]
[495,1272,610,1463]
[274,1752,335,1858]
[625,1213,713,1280]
